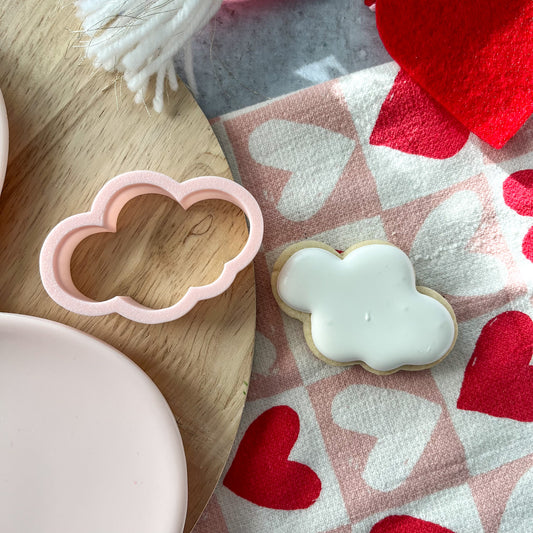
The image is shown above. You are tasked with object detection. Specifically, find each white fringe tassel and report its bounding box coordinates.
[76,0,223,112]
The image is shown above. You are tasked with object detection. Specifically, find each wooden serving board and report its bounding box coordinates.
[0,3,255,531]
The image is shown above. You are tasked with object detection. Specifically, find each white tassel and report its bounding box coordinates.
[76,0,223,111]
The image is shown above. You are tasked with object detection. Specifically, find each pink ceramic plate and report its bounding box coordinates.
[0,313,187,533]
[0,88,8,193]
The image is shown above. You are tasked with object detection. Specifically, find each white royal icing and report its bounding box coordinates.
[277,244,455,371]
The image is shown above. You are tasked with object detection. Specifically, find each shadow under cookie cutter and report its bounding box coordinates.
[40,171,264,324]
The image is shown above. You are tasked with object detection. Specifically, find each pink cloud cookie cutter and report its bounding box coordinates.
[40,171,264,324]
[0,88,8,193]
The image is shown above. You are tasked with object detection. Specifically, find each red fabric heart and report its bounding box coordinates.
[503,170,533,216]
[457,311,533,422]
[503,170,533,261]
[375,0,533,149]
[522,227,533,262]
[223,405,322,510]
[369,69,469,159]
[371,515,455,533]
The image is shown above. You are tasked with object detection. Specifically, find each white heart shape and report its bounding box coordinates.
[248,119,356,222]
[332,384,441,492]
[252,332,277,376]
[499,466,533,533]
[410,190,507,297]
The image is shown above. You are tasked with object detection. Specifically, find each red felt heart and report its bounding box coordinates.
[223,405,322,510]
[371,515,455,533]
[375,0,533,149]
[370,69,469,159]
[457,311,533,422]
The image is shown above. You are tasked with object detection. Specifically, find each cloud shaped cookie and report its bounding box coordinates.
[272,241,457,374]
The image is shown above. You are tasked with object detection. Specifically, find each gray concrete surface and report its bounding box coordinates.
[175,0,391,118]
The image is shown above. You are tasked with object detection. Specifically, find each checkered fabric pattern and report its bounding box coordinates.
[193,62,533,533]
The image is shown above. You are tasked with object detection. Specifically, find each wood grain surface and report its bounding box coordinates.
[0,2,255,531]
